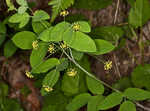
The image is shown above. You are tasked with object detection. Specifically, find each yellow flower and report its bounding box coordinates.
[67,68,77,77]
[48,44,55,54]
[60,42,68,49]
[72,23,80,31]
[32,40,38,50]
[25,71,34,78]
[104,61,112,71]
[43,85,53,92]
[60,10,69,17]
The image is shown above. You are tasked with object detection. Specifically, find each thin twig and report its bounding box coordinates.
[114,0,120,24]
[113,53,121,78]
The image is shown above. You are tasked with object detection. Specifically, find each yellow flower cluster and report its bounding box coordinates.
[43,85,53,92]
[67,68,77,77]
[25,71,34,78]
[32,40,38,50]
[72,23,80,31]
[48,44,55,54]
[104,61,112,71]
[60,10,69,17]
[60,42,68,49]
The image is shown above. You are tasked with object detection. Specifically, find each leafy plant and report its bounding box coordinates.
[1,0,150,111]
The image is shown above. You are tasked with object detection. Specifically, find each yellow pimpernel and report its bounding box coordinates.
[60,42,68,49]
[25,71,34,78]
[72,23,80,31]
[32,40,38,50]
[104,60,112,71]
[43,85,53,92]
[67,68,77,77]
[48,44,55,54]
[60,10,69,17]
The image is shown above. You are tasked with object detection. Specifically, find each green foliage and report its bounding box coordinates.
[2,0,150,110]
[16,0,28,14]
[73,0,113,10]
[9,12,30,28]
[87,95,104,111]
[64,31,96,52]
[6,0,16,11]
[112,77,132,91]
[0,22,6,46]
[75,21,91,33]
[97,92,123,110]
[90,39,115,55]
[30,42,48,67]
[50,22,70,41]
[32,21,51,34]
[124,88,150,101]
[66,93,91,111]
[4,40,17,58]
[119,101,136,111]
[71,49,84,61]
[129,0,150,28]
[90,26,124,44]
[32,10,50,22]
[2,98,24,111]
[48,0,74,22]
[131,64,150,90]
[12,31,37,49]
[86,75,104,95]
[0,82,9,98]
[56,58,69,71]
[61,73,80,96]
[31,58,60,73]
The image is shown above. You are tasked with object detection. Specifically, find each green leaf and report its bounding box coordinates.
[112,77,132,91]
[87,95,104,111]
[77,21,91,33]
[73,0,112,10]
[86,75,104,95]
[131,64,150,90]
[61,73,79,96]
[31,58,60,73]
[42,69,60,88]
[50,21,70,41]
[66,93,91,111]
[126,0,135,7]
[48,0,74,22]
[12,31,37,49]
[32,10,50,22]
[124,88,150,101]
[6,0,16,11]
[0,82,9,98]
[63,31,96,52]
[129,0,150,28]
[71,49,84,61]
[30,42,48,67]
[32,21,50,34]
[90,39,115,55]
[18,6,28,14]
[90,26,124,44]
[65,14,88,23]
[56,58,68,71]
[9,12,30,28]
[97,92,123,110]
[16,0,28,6]
[42,91,68,111]
[0,22,6,46]
[4,40,17,58]
[2,98,23,111]
[119,101,136,111]
[39,27,54,42]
